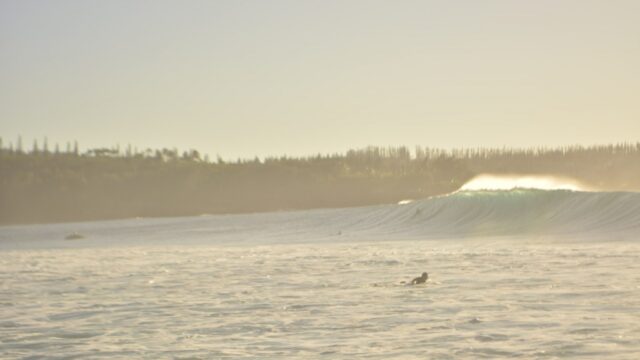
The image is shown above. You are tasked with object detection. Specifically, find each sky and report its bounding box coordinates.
[1,0,639,159]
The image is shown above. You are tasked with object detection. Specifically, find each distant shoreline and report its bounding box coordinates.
[2,143,639,225]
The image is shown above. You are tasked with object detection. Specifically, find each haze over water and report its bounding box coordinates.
[3,1,640,358]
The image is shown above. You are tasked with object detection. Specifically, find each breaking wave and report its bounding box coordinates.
[337,174,638,240]
[459,174,588,192]
[2,177,639,248]
[355,189,640,240]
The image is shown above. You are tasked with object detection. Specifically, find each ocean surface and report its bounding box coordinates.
[2,189,640,359]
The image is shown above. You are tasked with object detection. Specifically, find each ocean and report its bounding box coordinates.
[1,189,640,359]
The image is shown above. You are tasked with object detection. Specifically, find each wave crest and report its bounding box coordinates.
[459,174,587,192]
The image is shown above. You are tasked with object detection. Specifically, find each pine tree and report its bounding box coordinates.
[16,136,23,153]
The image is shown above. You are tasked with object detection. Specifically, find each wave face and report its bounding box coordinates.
[355,189,640,240]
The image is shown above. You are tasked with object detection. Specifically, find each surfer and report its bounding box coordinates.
[410,272,428,285]
[65,232,85,240]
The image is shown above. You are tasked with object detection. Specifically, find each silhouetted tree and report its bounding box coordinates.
[16,136,23,153]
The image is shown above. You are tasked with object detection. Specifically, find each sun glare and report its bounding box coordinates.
[459,174,586,192]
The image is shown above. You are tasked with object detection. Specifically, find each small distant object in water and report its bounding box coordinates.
[411,272,429,285]
[398,199,414,205]
[65,232,85,240]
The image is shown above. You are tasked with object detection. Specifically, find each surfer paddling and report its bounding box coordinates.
[376,272,430,287]
[410,272,428,285]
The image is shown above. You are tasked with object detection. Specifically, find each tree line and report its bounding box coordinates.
[1,138,639,224]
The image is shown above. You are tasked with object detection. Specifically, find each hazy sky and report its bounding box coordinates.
[1,0,639,159]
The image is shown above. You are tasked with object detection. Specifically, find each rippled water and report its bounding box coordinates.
[2,238,640,359]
